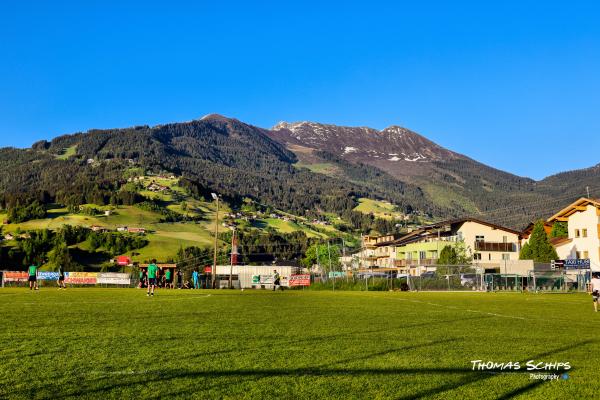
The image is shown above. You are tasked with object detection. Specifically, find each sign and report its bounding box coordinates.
[37,272,59,281]
[204,266,212,273]
[3,271,28,282]
[97,273,131,285]
[564,259,591,270]
[289,274,311,287]
[65,272,97,284]
[251,275,274,285]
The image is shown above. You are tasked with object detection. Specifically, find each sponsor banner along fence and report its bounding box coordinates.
[97,273,131,285]
[65,272,97,285]
[38,272,59,281]
[289,274,311,287]
[3,271,28,282]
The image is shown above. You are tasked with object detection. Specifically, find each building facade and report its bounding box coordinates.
[547,198,600,271]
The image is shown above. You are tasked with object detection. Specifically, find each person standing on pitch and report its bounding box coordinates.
[591,272,600,312]
[192,268,199,289]
[147,260,158,297]
[272,269,281,291]
[57,265,66,290]
[165,268,173,289]
[176,268,183,289]
[28,264,39,291]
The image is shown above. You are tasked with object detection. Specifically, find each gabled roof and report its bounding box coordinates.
[422,217,522,236]
[389,217,521,247]
[547,197,600,222]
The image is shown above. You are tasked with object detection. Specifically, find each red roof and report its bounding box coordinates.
[116,256,132,266]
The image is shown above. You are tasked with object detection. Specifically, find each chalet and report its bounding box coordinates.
[4,233,14,240]
[90,225,107,232]
[104,210,113,216]
[117,226,128,232]
[546,197,600,270]
[127,227,146,234]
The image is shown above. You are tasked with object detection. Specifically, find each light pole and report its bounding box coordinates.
[211,192,220,289]
[229,226,237,289]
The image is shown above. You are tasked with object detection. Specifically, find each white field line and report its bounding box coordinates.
[390,298,526,320]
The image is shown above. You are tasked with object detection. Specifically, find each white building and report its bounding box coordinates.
[547,198,600,271]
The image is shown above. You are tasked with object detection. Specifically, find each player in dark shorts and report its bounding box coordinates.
[57,266,66,290]
[165,268,173,289]
[28,264,39,291]
[147,260,158,297]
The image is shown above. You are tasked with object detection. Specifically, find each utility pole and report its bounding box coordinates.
[211,192,220,289]
[327,240,334,291]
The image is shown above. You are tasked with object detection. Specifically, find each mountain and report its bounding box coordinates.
[0,115,435,221]
[0,115,598,230]
[269,121,600,228]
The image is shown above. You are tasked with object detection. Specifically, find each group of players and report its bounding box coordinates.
[27,264,66,291]
[138,260,178,296]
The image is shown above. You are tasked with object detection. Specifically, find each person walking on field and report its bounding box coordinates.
[57,265,66,290]
[591,272,600,312]
[28,264,39,291]
[272,269,281,291]
[147,260,158,297]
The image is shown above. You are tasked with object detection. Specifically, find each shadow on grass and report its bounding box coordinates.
[42,338,591,399]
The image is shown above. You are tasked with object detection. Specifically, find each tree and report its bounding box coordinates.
[550,222,568,238]
[438,245,458,265]
[519,242,532,260]
[302,243,341,271]
[520,220,558,262]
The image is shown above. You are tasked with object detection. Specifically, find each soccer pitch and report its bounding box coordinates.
[1,289,597,399]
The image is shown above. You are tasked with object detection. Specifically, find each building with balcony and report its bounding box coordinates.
[392,218,522,275]
[546,197,600,271]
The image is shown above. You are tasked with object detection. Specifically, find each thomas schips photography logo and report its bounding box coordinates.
[470,360,571,381]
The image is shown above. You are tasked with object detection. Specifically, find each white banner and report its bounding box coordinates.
[97,273,131,285]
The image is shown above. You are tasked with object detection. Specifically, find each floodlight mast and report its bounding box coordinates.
[211,193,219,289]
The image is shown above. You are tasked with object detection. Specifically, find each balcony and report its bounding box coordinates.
[474,241,517,252]
[395,258,438,267]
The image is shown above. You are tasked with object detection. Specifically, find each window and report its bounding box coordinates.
[583,251,589,259]
[406,252,412,261]
[502,236,507,243]
[419,251,426,260]
[473,253,482,260]
[582,229,588,238]
[502,253,510,261]
[476,235,485,242]
[576,251,581,259]
[489,254,492,261]
[575,229,580,238]
[431,250,438,259]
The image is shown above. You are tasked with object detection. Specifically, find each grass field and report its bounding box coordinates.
[354,198,403,220]
[1,290,598,399]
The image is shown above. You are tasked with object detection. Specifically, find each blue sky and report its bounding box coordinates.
[1,1,599,180]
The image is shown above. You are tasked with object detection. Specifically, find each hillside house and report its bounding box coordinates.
[127,227,146,234]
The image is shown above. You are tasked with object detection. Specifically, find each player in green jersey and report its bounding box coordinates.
[147,259,158,297]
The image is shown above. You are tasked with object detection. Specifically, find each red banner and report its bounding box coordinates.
[3,271,28,282]
[289,274,311,287]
